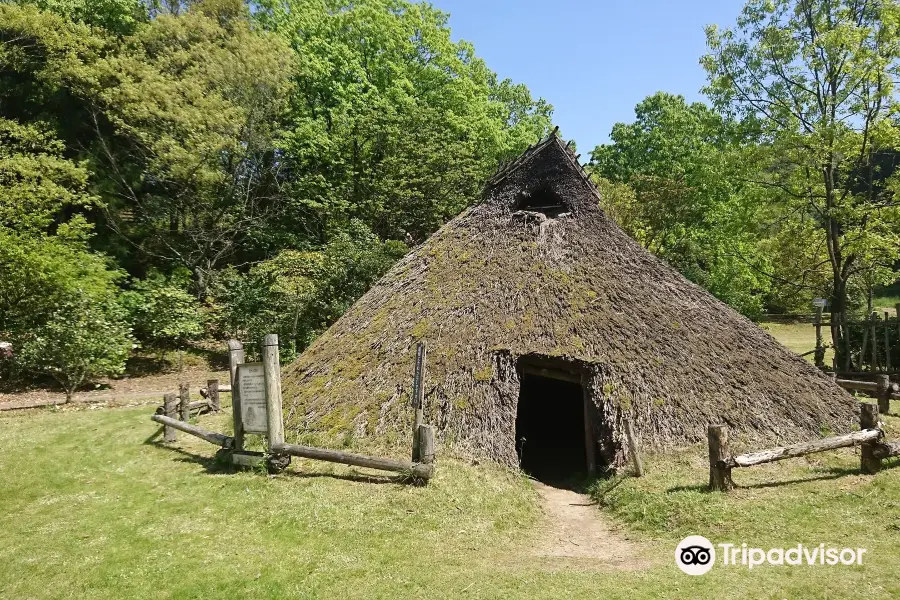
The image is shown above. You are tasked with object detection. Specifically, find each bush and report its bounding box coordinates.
[120,270,204,358]
[213,221,406,359]
[17,297,132,401]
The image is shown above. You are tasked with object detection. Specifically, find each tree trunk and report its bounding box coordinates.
[831,274,850,369]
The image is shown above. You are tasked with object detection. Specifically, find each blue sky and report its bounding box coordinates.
[434,0,746,153]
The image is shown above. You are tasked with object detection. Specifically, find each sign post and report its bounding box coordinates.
[262,334,285,448]
[227,340,245,451]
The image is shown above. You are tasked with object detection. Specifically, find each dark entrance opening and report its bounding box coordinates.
[515,372,587,486]
[514,186,569,217]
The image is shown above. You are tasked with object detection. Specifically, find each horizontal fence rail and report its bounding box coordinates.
[720,429,882,469]
[151,414,234,448]
[708,404,897,492]
[271,424,435,481]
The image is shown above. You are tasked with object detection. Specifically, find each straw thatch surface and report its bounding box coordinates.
[281,133,857,468]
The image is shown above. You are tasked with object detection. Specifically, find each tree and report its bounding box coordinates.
[213,221,405,358]
[257,0,552,244]
[79,1,297,292]
[590,93,773,316]
[120,270,204,361]
[13,0,146,33]
[704,0,900,356]
[17,296,132,402]
[0,98,131,395]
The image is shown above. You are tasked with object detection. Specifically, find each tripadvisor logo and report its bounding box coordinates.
[676,536,715,575]
[675,536,867,575]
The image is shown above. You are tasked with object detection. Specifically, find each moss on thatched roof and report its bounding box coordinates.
[282,132,857,467]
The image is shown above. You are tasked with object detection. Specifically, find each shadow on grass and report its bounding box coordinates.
[145,439,238,474]
[666,484,709,494]
[664,461,900,494]
[144,435,406,484]
[280,468,402,485]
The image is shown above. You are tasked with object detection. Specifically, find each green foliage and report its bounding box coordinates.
[0,231,131,396]
[590,93,772,316]
[0,117,95,234]
[256,0,552,243]
[120,270,204,353]
[16,296,132,401]
[0,107,130,394]
[703,0,900,335]
[14,0,146,33]
[213,222,406,358]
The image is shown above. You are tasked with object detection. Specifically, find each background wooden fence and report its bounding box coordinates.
[815,304,900,373]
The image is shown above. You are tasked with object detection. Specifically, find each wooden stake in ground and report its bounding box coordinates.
[875,375,891,416]
[624,418,644,477]
[417,424,435,466]
[227,340,245,451]
[179,383,190,421]
[814,306,825,369]
[884,311,891,372]
[163,393,177,442]
[859,403,881,475]
[207,379,220,412]
[707,424,734,492]
[262,334,288,473]
[410,342,426,462]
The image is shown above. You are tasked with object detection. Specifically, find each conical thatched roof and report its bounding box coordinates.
[282,132,857,468]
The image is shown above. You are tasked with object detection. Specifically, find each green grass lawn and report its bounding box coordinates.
[1,399,898,599]
[761,320,836,366]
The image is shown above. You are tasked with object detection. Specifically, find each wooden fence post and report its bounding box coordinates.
[262,334,288,473]
[625,418,644,477]
[814,306,825,368]
[227,340,245,451]
[708,424,734,492]
[870,311,878,371]
[262,334,285,447]
[876,375,891,415]
[860,403,881,474]
[163,393,177,442]
[207,379,220,412]
[417,424,435,466]
[179,383,190,421]
[411,342,426,462]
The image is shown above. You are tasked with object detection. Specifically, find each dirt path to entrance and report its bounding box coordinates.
[530,482,652,570]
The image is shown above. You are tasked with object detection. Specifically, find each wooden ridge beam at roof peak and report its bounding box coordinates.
[486,128,601,202]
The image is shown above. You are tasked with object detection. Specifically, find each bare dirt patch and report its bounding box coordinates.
[0,368,229,411]
[529,481,652,570]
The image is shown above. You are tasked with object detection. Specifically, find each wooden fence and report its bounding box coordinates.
[708,404,900,491]
[154,378,222,421]
[814,304,900,372]
[834,374,899,415]
[149,336,435,483]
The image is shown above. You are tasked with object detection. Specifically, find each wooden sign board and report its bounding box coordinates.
[813,298,827,308]
[237,362,268,434]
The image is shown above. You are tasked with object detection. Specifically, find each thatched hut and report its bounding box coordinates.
[282,131,856,480]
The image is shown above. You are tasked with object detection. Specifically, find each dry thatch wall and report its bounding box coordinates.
[282,137,858,468]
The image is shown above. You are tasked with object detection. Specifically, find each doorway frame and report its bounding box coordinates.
[515,354,597,476]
